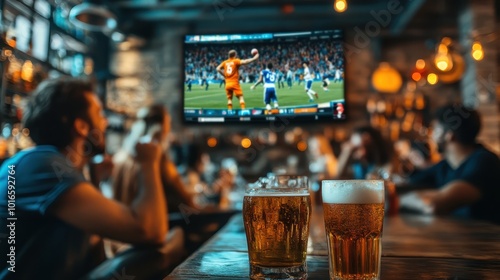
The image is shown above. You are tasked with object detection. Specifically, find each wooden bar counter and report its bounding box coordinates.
[165,207,500,279]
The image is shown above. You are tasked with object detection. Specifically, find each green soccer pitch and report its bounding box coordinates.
[184,81,344,109]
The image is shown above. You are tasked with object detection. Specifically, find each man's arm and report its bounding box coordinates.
[49,142,168,245]
[399,180,481,215]
[395,163,440,192]
[162,158,198,209]
[240,53,259,65]
[335,141,356,179]
[216,63,225,77]
[251,74,263,90]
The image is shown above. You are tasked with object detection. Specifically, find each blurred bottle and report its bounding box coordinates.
[368,169,399,216]
[5,23,16,48]
[385,180,399,216]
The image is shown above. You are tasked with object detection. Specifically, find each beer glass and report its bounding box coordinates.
[243,175,311,280]
[322,180,385,280]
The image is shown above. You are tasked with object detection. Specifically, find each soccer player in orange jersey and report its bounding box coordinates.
[216,49,259,110]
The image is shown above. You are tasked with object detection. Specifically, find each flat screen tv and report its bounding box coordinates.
[183,30,345,124]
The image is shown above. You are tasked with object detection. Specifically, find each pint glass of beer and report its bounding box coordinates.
[322,180,385,280]
[243,175,311,280]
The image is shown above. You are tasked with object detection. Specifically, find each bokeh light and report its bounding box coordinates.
[415,59,426,70]
[241,138,252,149]
[427,73,438,85]
[207,137,218,147]
[334,0,347,13]
[297,141,308,152]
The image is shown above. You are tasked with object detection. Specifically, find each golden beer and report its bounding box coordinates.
[324,203,384,280]
[243,194,311,268]
[322,180,385,280]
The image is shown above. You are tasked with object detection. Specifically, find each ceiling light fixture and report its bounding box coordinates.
[334,0,347,13]
[69,0,117,33]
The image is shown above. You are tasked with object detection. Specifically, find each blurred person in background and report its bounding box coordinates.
[407,140,435,171]
[112,104,197,215]
[112,107,238,255]
[0,78,169,279]
[399,104,500,223]
[336,126,395,179]
[183,144,235,208]
[393,139,436,182]
[308,133,338,180]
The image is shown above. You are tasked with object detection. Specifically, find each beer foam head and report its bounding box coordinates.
[321,180,384,204]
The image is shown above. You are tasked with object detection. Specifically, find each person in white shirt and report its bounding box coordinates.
[334,68,342,83]
[303,62,318,102]
[286,68,293,89]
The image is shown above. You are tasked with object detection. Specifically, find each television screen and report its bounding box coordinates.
[183,30,345,124]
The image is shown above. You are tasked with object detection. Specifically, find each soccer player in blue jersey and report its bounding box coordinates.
[251,62,279,113]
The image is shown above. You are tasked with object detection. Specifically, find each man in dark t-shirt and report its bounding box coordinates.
[400,104,500,224]
[0,78,168,279]
[0,147,94,278]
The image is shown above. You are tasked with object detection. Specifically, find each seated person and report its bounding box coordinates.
[112,108,237,255]
[400,104,500,224]
[407,140,435,171]
[182,144,235,208]
[112,104,197,214]
[0,78,169,279]
[336,126,395,179]
[394,139,435,181]
[307,133,338,179]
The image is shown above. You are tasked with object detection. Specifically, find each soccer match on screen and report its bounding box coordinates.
[183,30,345,123]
